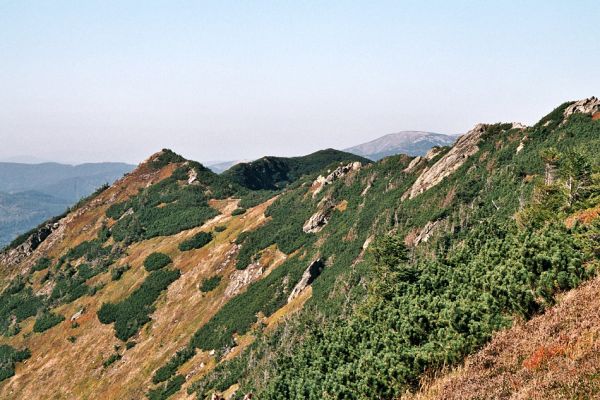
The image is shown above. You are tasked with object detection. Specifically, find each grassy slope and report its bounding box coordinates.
[0,103,598,400]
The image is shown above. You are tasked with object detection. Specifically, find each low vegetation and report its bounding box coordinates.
[97,268,181,341]
[144,252,172,271]
[0,345,31,382]
[178,232,213,251]
[33,311,65,333]
[199,276,221,292]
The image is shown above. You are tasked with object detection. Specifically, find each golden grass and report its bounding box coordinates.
[0,186,285,399]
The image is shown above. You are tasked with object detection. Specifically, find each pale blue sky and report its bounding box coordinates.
[1,1,598,164]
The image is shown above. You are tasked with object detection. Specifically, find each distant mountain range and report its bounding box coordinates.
[209,131,457,175]
[344,131,459,160]
[0,162,134,248]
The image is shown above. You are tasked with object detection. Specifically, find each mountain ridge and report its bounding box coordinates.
[0,98,598,399]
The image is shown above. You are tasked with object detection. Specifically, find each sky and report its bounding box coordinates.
[1,1,599,165]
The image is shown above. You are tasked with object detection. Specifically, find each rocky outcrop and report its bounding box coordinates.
[402,124,488,200]
[414,219,445,246]
[287,259,324,302]
[0,221,60,269]
[224,259,265,298]
[303,198,336,233]
[187,168,198,184]
[403,156,423,173]
[312,161,362,197]
[563,96,600,118]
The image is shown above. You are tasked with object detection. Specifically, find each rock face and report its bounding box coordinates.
[0,221,60,269]
[287,259,325,302]
[403,124,488,200]
[403,156,423,173]
[563,96,600,118]
[303,199,336,233]
[312,161,362,197]
[413,219,445,246]
[224,260,265,298]
[187,168,198,184]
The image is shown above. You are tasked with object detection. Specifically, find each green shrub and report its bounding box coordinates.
[152,346,195,384]
[0,345,31,382]
[32,257,52,272]
[146,375,185,400]
[111,265,131,281]
[33,311,65,333]
[199,276,221,292]
[103,353,122,368]
[97,268,181,341]
[231,208,247,216]
[178,232,213,252]
[144,253,172,271]
[214,225,226,233]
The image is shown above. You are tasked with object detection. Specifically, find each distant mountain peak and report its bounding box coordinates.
[344,131,458,160]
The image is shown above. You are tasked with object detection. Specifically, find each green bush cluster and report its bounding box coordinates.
[231,208,246,216]
[152,346,195,384]
[146,375,185,400]
[0,345,31,382]
[199,276,221,292]
[102,353,122,368]
[111,265,131,281]
[144,252,172,271]
[33,311,65,333]
[32,257,52,272]
[106,164,222,244]
[260,216,593,399]
[178,232,213,252]
[0,279,44,335]
[97,268,181,341]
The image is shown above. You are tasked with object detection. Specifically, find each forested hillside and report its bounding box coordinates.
[0,98,598,400]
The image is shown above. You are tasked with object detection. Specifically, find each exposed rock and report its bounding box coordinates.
[403,156,423,173]
[563,96,600,118]
[413,219,445,246]
[516,136,527,154]
[287,259,324,302]
[224,260,265,298]
[216,244,240,273]
[361,173,377,196]
[425,147,442,160]
[303,199,336,233]
[312,161,362,197]
[0,221,60,269]
[70,308,84,322]
[512,122,528,130]
[187,168,198,184]
[211,394,224,400]
[402,124,488,200]
[362,235,374,250]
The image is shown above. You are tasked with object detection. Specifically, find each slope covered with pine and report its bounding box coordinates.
[0,98,598,400]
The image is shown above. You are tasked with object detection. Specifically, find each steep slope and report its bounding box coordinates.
[222,148,370,190]
[407,272,600,400]
[345,131,458,160]
[0,99,598,400]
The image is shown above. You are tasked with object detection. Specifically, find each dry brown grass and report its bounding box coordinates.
[0,164,289,399]
[404,275,600,400]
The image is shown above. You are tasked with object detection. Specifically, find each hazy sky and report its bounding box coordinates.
[1,1,599,165]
